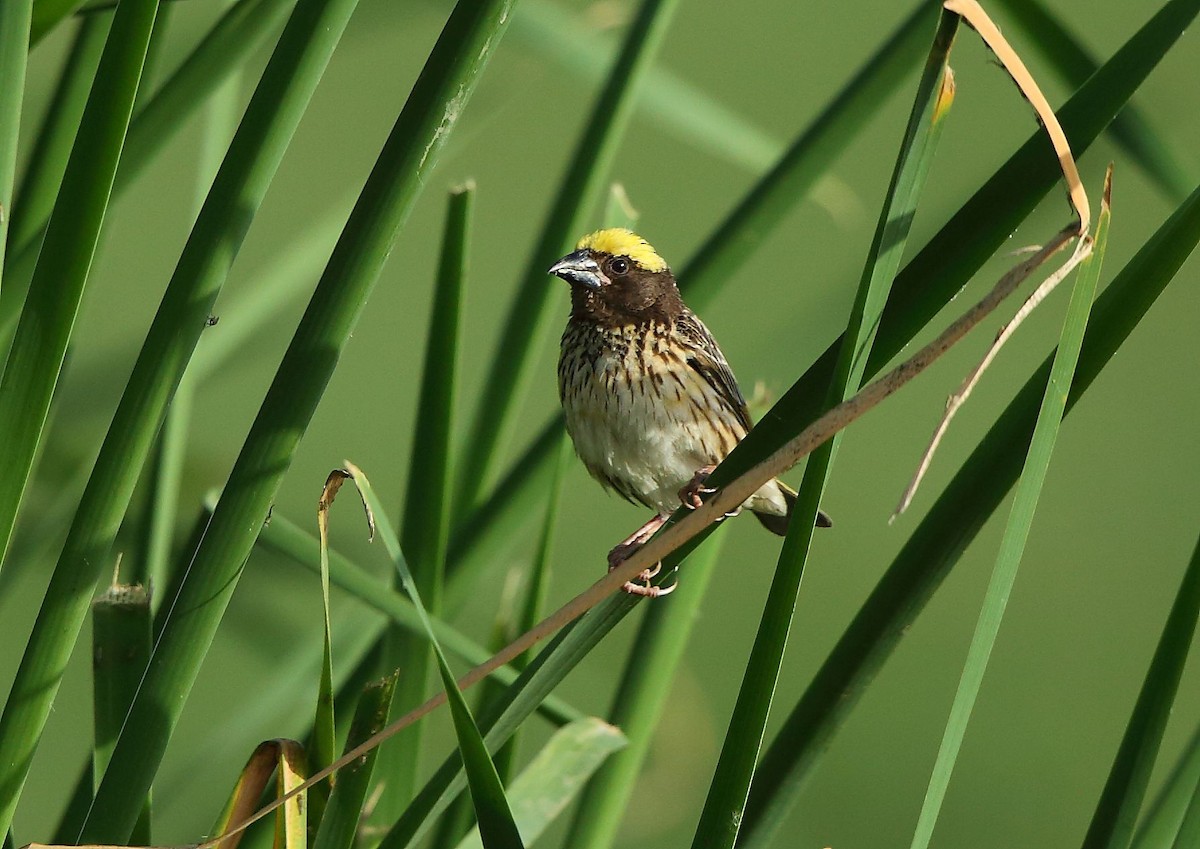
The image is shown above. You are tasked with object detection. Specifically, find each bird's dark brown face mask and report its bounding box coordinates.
[548,229,682,326]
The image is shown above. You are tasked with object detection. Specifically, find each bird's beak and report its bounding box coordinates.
[547,249,605,290]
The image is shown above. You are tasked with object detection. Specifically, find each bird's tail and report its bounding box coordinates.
[753,480,833,536]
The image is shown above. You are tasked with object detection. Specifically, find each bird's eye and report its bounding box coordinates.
[609,257,630,275]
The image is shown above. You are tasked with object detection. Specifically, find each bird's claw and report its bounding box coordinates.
[679,465,718,510]
[607,541,677,598]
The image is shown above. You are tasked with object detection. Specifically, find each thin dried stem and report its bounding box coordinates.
[891,233,1093,518]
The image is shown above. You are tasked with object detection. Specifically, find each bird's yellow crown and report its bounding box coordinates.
[576,228,667,273]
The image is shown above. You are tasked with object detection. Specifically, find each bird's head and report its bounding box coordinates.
[548,228,683,325]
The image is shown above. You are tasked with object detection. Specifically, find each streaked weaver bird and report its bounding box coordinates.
[549,229,831,597]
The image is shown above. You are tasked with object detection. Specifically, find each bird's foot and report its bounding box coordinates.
[607,514,675,598]
[608,557,676,597]
[679,465,718,510]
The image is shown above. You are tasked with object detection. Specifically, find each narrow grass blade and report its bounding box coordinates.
[0,0,32,296]
[431,430,571,849]
[78,2,516,840]
[341,464,524,849]
[312,467,339,832]
[446,0,936,595]
[1131,725,1200,849]
[375,183,473,819]
[454,0,682,508]
[1081,535,1200,849]
[995,0,1193,200]
[692,17,958,849]
[1,0,296,342]
[312,673,397,849]
[91,582,152,844]
[0,0,158,578]
[210,740,308,849]
[1174,780,1200,849]
[508,0,802,175]
[0,0,363,831]
[738,178,1200,848]
[564,528,726,849]
[6,11,108,263]
[255,512,582,727]
[135,30,243,594]
[455,718,625,849]
[910,172,1111,849]
[30,0,85,43]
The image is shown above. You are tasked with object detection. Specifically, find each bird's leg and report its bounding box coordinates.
[679,465,718,510]
[608,513,676,597]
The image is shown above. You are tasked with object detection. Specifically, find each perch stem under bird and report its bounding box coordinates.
[549,229,831,596]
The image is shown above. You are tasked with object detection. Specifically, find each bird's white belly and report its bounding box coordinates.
[561,333,743,513]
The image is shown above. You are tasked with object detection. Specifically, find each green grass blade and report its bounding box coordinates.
[995,0,1193,200]
[1174,780,1200,849]
[507,0,779,174]
[134,27,243,594]
[114,0,295,199]
[91,582,152,844]
[30,0,84,43]
[375,183,473,819]
[399,183,470,596]
[0,0,32,298]
[312,673,398,849]
[7,11,108,262]
[453,0,682,508]
[445,1,935,596]
[0,0,295,342]
[910,178,1111,849]
[254,512,582,727]
[1081,535,1200,849]
[312,488,338,833]
[738,177,1200,848]
[349,466,524,849]
[454,718,625,849]
[77,2,517,840]
[0,0,364,830]
[1131,724,1200,849]
[564,528,726,849]
[0,0,158,580]
[692,17,957,849]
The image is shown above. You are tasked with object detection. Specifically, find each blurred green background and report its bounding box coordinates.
[3,0,1199,847]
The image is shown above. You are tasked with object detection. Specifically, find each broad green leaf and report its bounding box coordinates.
[454,719,626,849]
